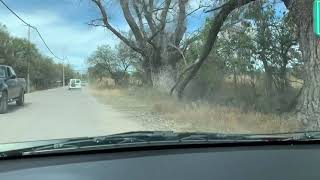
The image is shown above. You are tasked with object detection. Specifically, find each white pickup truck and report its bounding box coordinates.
[68,79,82,90]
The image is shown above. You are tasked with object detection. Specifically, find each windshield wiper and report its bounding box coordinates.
[1,131,320,158]
[235,131,320,143]
[0,131,177,157]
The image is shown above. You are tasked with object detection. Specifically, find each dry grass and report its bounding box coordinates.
[164,104,301,133]
[90,87,302,134]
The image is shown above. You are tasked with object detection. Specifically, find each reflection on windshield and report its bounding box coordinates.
[0,0,317,149]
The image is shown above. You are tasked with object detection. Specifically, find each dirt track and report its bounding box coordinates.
[0,87,145,144]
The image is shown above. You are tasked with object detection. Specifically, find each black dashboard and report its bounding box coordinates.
[0,144,319,180]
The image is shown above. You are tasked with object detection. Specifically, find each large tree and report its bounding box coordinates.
[283,0,320,129]
[91,0,192,91]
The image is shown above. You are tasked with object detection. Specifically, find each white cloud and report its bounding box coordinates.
[0,8,119,70]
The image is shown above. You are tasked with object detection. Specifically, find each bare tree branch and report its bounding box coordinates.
[147,22,166,42]
[186,5,206,16]
[145,0,171,47]
[174,0,187,46]
[182,31,200,52]
[91,0,144,55]
[159,0,172,28]
[119,0,145,47]
[168,43,187,65]
[170,58,200,95]
[143,0,157,33]
[133,0,147,38]
[204,2,229,13]
[87,20,106,27]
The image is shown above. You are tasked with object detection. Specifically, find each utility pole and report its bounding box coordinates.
[27,25,30,93]
[62,58,65,87]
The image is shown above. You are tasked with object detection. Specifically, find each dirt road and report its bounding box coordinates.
[0,87,145,144]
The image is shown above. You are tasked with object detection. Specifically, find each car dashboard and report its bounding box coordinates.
[0,144,319,180]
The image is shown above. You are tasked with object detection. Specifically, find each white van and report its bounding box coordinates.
[68,79,81,90]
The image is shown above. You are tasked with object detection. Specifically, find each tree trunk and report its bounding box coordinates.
[141,49,177,91]
[152,64,177,92]
[285,0,320,129]
[265,68,273,97]
[278,60,289,112]
[233,67,238,90]
[141,56,153,86]
[113,78,119,87]
[279,64,289,93]
[143,45,178,91]
[278,54,289,93]
[250,71,257,97]
[261,58,273,97]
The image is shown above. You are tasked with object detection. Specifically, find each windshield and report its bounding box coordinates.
[0,0,317,151]
[0,67,5,78]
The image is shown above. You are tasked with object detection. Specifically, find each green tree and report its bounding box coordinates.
[88,45,132,86]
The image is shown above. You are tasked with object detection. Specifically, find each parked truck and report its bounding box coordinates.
[0,65,26,113]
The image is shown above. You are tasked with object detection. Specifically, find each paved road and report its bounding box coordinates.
[0,87,145,144]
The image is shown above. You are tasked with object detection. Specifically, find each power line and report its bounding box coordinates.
[0,0,63,61]
[0,0,30,26]
[33,28,63,61]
